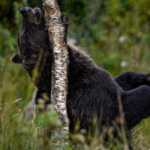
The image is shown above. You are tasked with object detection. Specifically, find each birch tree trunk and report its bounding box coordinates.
[43,0,69,142]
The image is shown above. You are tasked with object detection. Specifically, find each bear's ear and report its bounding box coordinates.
[11,53,22,64]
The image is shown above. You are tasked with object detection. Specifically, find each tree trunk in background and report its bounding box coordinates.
[43,0,69,142]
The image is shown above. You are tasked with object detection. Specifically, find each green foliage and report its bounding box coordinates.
[0,0,150,149]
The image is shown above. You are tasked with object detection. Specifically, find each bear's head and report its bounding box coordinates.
[11,7,51,76]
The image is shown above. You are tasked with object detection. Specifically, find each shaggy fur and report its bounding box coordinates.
[12,7,150,147]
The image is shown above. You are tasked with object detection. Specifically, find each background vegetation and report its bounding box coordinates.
[0,0,150,149]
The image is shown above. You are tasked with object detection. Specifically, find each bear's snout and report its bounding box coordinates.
[20,7,31,18]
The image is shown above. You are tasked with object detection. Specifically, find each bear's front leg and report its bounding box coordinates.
[23,89,50,119]
[21,90,37,120]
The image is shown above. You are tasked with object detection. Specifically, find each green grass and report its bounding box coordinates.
[0,50,150,150]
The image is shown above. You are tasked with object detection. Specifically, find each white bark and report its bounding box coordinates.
[43,0,69,137]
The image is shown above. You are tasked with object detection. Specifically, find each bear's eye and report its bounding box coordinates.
[36,14,40,22]
[25,30,30,36]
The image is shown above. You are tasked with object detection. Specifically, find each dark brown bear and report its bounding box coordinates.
[12,7,150,147]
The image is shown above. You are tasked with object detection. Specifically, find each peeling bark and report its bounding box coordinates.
[43,0,69,138]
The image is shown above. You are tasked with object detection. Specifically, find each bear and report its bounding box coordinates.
[11,7,150,148]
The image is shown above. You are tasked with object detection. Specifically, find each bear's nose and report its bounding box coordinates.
[20,7,30,17]
[20,7,30,12]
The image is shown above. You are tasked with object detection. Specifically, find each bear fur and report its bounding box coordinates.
[12,7,150,147]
